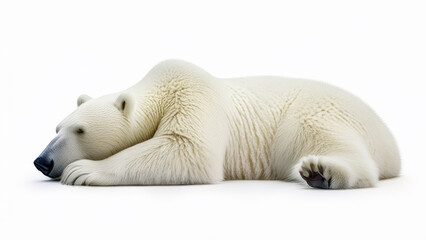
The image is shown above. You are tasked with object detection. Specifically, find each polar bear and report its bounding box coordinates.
[34,60,400,188]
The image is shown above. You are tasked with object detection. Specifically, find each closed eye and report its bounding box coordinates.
[76,128,84,135]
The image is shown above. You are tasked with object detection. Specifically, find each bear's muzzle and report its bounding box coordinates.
[34,157,54,177]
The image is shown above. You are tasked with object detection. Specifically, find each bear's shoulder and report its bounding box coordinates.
[151,59,211,78]
[142,59,215,88]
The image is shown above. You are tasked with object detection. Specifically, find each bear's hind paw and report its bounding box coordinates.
[298,155,355,189]
[299,157,331,189]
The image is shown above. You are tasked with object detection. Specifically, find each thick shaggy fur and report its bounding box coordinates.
[36,60,400,188]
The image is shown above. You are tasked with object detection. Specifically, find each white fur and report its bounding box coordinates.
[50,60,400,188]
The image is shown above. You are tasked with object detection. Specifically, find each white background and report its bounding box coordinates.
[2,0,426,239]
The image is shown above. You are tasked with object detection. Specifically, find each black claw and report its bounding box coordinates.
[318,164,324,174]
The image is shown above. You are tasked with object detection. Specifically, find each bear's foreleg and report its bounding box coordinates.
[61,135,223,186]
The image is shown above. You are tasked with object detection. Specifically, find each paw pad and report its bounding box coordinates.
[299,162,331,189]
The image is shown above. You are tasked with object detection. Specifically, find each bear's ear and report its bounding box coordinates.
[77,94,92,107]
[114,93,135,116]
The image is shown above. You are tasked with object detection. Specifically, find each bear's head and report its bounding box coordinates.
[34,92,138,179]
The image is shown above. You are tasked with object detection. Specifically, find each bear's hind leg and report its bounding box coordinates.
[296,154,378,189]
[294,141,379,189]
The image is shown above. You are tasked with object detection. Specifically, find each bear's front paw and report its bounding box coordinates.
[60,160,113,186]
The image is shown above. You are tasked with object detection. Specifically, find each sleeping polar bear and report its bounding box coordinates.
[34,60,400,189]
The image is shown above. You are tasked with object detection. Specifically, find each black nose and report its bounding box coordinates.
[34,157,54,177]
